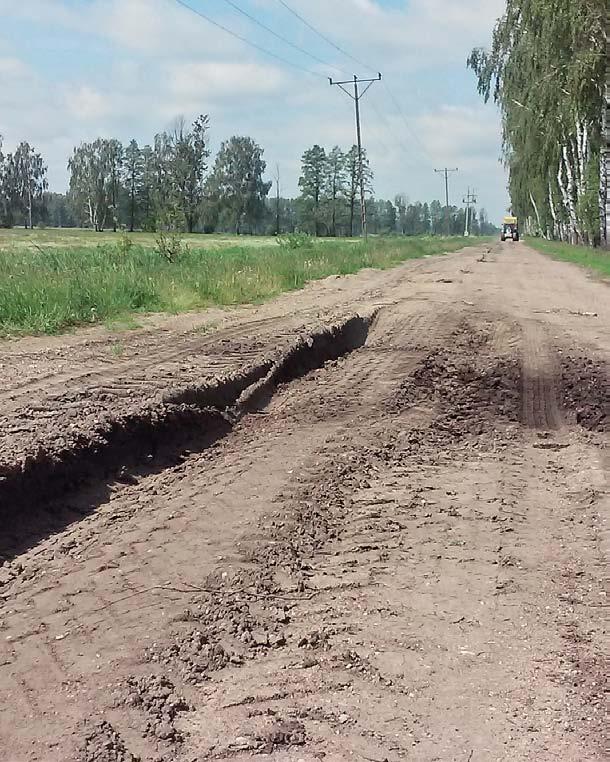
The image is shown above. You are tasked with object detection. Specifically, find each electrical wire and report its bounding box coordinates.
[220,0,350,77]
[381,82,437,166]
[273,0,437,166]
[174,0,438,183]
[173,0,322,77]
[276,0,377,75]
[368,99,423,168]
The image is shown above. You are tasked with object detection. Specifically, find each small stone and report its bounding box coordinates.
[155,721,174,740]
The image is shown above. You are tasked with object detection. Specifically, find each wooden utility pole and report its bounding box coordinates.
[274,163,281,236]
[330,73,382,239]
[435,167,458,235]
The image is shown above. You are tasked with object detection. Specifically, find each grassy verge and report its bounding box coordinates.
[0,235,483,337]
[526,238,610,278]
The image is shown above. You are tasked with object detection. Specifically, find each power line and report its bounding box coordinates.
[274,0,437,166]
[276,0,377,74]
[220,0,350,76]
[172,0,322,77]
[382,83,436,166]
[365,101,397,158]
[368,97,430,170]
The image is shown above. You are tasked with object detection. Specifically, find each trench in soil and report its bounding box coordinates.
[0,313,375,561]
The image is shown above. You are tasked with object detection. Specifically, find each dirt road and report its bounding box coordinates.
[0,241,607,762]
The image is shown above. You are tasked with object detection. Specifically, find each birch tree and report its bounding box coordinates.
[169,114,210,233]
[68,139,114,231]
[4,142,48,228]
[468,0,605,244]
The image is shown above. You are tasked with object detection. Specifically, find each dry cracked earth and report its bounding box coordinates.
[0,241,607,762]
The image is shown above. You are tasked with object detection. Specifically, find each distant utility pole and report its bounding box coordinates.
[330,73,382,239]
[274,163,281,236]
[462,187,477,237]
[434,167,458,235]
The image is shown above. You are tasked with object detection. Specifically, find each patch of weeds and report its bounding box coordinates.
[116,232,134,257]
[155,230,187,263]
[276,232,313,250]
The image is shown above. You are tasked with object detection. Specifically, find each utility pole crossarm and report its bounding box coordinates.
[330,73,382,239]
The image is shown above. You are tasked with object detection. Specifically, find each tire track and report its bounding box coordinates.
[521,320,563,430]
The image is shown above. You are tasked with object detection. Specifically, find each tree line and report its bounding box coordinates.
[0,138,48,229]
[468,0,606,245]
[1,117,496,237]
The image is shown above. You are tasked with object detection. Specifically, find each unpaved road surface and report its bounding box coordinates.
[0,241,607,762]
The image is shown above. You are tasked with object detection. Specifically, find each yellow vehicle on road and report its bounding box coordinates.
[500,215,520,242]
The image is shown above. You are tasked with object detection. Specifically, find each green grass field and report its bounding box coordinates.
[0,227,280,251]
[0,228,485,337]
[526,238,610,278]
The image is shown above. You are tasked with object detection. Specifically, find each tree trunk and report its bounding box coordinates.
[130,187,135,233]
[558,153,577,243]
[548,180,558,240]
[27,186,32,229]
[528,191,543,237]
[563,144,583,243]
[601,78,610,247]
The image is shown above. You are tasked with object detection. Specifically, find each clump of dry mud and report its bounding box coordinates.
[257,718,306,752]
[80,720,140,762]
[116,674,190,742]
[559,355,608,432]
[389,348,523,437]
[146,630,233,684]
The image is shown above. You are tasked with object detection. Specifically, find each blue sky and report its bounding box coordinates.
[0,0,509,220]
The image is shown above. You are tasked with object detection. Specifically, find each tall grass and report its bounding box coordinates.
[527,238,610,277]
[0,236,478,336]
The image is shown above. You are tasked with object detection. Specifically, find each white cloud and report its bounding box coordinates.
[166,61,285,101]
[0,0,509,220]
[416,105,501,166]
[0,0,241,57]
[64,85,110,122]
[0,56,30,78]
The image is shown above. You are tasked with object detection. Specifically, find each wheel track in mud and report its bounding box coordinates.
[0,313,312,405]
[521,319,563,430]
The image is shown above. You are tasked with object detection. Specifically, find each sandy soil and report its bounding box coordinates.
[0,241,607,762]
